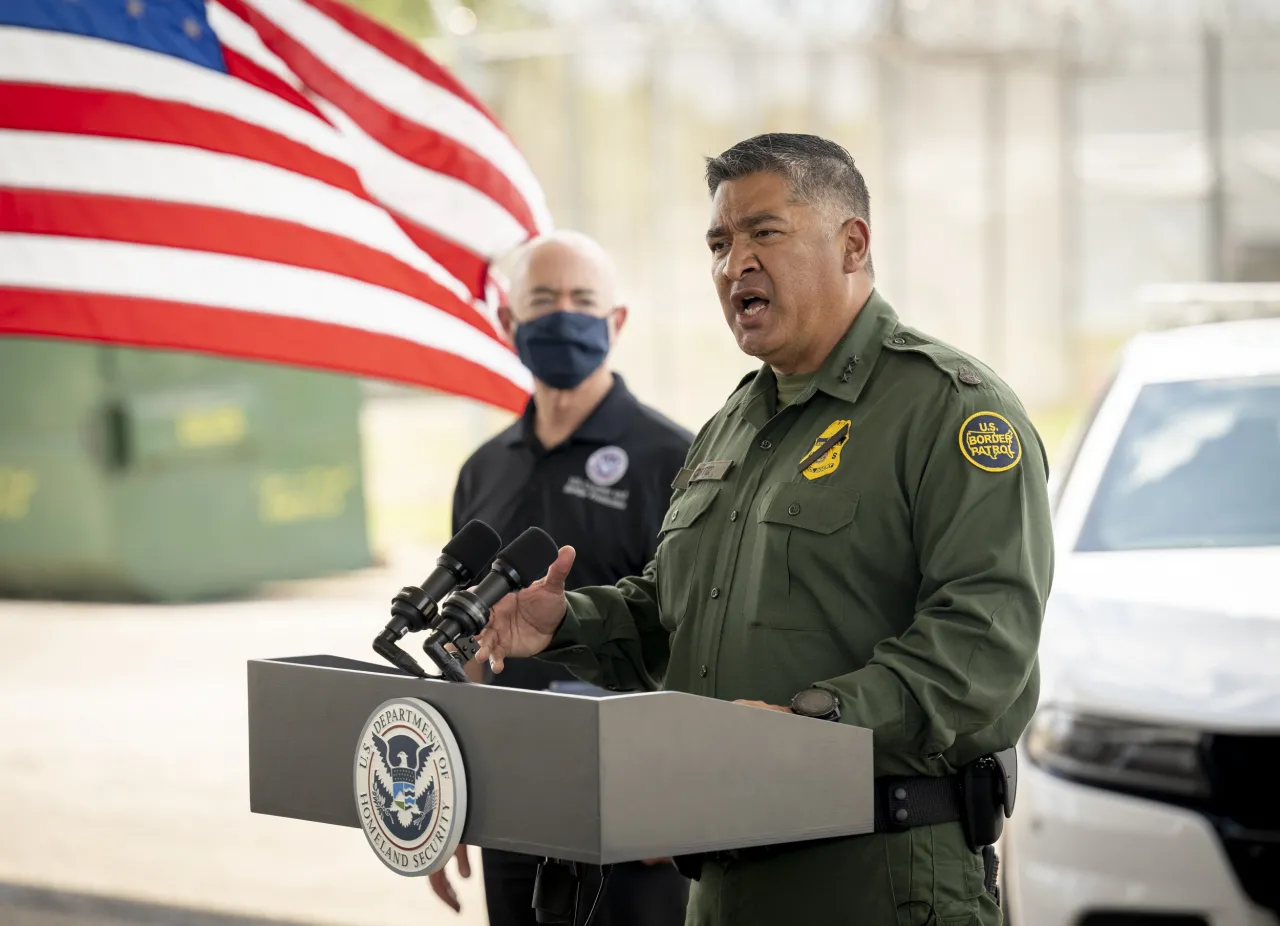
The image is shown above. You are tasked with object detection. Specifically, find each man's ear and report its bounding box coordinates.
[842,218,871,275]
[608,305,628,343]
[498,304,517,345]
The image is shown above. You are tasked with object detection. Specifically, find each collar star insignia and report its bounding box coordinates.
[839,355,860,384]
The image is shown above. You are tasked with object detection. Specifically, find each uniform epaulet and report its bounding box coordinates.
[882,326,990,392]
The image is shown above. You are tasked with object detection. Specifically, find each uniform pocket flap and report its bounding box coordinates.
[756,483,859,534]
[660,483,719,533]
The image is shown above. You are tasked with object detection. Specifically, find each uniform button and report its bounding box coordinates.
[892,336,906,345]
[699,665,708,677]
[730,510,738,521]
[787,503,800,516]
[759,439,772,450]
[710,588,720,599]
[894,787,907,801]
[894,808,909,823]
[672,508,678,519]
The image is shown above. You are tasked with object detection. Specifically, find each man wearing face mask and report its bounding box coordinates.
[429,230,692,926]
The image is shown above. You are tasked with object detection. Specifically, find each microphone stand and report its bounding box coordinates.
[371,584,441,678]
[421,632,473,683]
[373,628,428,678]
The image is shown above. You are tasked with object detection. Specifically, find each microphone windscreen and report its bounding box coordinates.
[497,527,560,587]
[443,520,502,575]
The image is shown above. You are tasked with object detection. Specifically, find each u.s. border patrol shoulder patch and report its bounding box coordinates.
[959,412,1021,472]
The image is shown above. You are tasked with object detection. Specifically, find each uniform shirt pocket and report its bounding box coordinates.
[660,482,719,533]
[656,482,720,630]
[748,482,859,631]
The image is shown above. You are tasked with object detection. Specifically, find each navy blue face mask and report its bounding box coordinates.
[513,311,612,390]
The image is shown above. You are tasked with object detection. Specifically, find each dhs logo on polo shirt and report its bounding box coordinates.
[353,698,467,877]
[564,446,631,510]
[586,446,629,487]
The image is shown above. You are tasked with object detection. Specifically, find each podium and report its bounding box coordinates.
[248,655,875,866]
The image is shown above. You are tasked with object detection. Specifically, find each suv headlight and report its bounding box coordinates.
[1026,708,1210,798]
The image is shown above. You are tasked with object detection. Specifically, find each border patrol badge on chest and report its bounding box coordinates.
[799,419,852,481]
[354,697,467,877]
[959,412,1022,472]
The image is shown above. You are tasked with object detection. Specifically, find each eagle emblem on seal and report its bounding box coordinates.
[370,731,438,838]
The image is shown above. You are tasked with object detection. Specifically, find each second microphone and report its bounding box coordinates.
[422,526,561,679]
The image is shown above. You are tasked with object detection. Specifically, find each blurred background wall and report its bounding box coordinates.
[354,0,1280,561]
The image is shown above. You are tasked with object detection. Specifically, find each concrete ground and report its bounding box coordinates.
[0,880,319,926]
[0,559,490,926]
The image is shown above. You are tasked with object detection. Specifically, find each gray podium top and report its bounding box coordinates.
[248,655,874,864]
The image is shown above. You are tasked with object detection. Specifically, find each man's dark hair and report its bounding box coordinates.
[705,133,873,276]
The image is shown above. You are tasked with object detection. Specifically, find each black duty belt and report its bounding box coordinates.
[676,773,962,878]
[873,771,963,833]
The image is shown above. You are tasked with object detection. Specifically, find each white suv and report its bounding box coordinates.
[1003,309,1280,926]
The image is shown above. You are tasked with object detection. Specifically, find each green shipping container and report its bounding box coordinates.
[0,338,372,601]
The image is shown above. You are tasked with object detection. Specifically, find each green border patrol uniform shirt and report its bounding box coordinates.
[540,291,1054,925]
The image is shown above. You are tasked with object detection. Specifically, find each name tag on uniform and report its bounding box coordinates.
[671,460,733,489]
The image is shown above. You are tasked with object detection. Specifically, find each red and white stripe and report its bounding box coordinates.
[0,0,550,411]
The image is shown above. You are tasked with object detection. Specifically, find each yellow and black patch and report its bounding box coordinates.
[799,419,852,481]
[959,412,1021,472]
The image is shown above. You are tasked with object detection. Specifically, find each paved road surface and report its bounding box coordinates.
[0,560,490,926]
[0,880,321,926]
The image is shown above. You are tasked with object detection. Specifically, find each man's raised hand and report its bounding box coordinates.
[474,545,576,673]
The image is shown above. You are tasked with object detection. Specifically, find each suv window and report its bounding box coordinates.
[1075,376,1280,551]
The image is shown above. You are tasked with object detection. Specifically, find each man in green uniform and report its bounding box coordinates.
[475,133,1053,925]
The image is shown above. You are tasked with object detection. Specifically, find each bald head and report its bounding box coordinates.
[497,231,629,391]
[505,230,620,322]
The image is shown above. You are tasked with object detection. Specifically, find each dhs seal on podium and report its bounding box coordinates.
[353,697,467,876]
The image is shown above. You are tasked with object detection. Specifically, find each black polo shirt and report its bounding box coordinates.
[452,374,692,691]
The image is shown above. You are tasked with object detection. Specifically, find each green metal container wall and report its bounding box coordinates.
[0,338,372,601]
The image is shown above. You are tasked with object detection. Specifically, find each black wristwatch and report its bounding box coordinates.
[790,687,841,721]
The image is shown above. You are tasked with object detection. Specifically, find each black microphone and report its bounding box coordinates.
[373,520,501,677]
[422,526,560,681]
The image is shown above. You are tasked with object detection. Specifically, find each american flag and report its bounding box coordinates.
[0,0,548,412]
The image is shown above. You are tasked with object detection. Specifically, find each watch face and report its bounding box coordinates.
[794,688,835,717]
